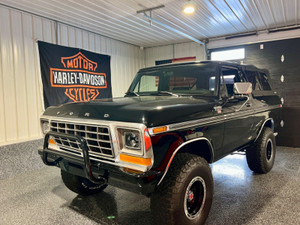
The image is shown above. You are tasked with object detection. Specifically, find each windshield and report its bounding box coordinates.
[129,64,218,96]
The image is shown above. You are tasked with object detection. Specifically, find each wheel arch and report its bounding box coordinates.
[157,137,214,186]
[254,118,274,142]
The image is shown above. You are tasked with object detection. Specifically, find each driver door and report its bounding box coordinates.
[220,66,254,154]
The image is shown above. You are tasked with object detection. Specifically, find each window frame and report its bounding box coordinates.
[129,64,220,97]
[218,65,244,98]
[242,68,273,96]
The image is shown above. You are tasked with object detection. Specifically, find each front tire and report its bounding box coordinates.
[151,153,213,225]
[246,127,276,174]
[61,170,107,195]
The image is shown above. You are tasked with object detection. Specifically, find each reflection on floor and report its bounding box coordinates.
[0,147,299,225]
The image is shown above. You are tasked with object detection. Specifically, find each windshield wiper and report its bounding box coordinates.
[154,91,179,97]
[125,91,140,96]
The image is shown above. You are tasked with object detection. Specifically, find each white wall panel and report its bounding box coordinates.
[174,42,206,60]
[0,7,18,142]
[75,29,83,49]
[68,27,76,48]
[0,5,144,146]
[0,8,8,143]
[32,16,45,122]
[82,31,89,50]
[145,45,173,67]
[145,42,206,67]
[88,33,95,51]
[10,10,29,140]
[59,24,68,46]
[22,13,40,139]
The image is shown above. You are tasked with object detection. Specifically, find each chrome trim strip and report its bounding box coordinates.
[157,137,213,186]
[254,118,274,142]
[150,105,279,135]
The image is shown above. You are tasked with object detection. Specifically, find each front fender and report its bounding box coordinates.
[151,133,184,171]
[156,137,213,186]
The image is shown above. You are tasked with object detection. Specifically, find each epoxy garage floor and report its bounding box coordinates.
[1,146,300,225]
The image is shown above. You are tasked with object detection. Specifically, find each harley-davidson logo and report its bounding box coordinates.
[50,52,107,102]
[61,52,98,71]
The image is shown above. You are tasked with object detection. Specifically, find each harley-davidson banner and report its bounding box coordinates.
[38,41,112,108]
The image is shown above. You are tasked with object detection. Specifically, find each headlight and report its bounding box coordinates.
[117,128,142,153]
[117,126,153,172]
[41,120,50,134]
[124,131,140,149]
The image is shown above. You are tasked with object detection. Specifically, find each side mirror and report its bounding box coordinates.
[234,82,252,95]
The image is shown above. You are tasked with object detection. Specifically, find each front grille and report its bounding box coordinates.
[50,121,114,158]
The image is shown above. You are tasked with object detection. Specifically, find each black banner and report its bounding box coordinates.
[38,41,112,108]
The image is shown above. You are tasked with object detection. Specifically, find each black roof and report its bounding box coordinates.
[138,60,267,74]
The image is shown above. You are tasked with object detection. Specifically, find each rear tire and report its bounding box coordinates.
[246,127,276,174]
[151,153,213,225]
[61,170,107,195]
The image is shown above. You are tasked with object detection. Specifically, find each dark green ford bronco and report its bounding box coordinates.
[39,61,281,225]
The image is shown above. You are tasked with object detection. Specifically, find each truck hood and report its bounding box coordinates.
[43,96,218,127]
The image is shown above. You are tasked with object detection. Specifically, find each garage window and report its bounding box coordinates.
[211,48,245,61]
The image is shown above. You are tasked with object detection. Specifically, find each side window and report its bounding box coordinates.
[134,75,159,93]
[244,70,271,91]
[258,72,271,90]
[244,70,261,91]
[220,67,241,97]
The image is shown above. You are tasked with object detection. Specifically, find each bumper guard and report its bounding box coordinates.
[43,131,105,184]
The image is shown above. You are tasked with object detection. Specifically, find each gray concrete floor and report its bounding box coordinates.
[0,146,299,225]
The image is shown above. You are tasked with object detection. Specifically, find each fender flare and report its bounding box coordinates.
[254,118,274,142]
[157,137,214,186]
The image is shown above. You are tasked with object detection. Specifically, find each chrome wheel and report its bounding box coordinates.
[266,138,273,161]
[184,176,206,220]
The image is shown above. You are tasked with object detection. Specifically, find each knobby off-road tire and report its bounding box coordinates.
[246,127,276,174]
[61,170,108,195]
[151,153,213,225]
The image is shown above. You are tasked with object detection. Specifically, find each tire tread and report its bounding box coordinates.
[61,170,107,195]
[151,153,213,225]
[246,127,276,174]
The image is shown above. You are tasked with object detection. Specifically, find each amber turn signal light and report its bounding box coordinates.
[151,126,168,134]
[119,153,152,166]
[49,138,56,145]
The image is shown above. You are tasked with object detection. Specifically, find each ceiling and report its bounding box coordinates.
[1,0,300,47]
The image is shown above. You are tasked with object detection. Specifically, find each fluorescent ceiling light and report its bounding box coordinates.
[211,48,245,61]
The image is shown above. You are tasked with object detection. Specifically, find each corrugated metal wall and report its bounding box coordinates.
[145,42,206,67]
[0,6,144,146]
